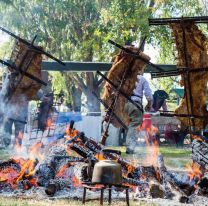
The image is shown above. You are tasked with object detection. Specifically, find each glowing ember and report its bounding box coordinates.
[0,167,19,187]
[72,176,81,187]
[56,164,71,178]
[0,158,37,189]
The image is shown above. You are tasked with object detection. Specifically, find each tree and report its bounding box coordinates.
[0,0,157,114]
[0,0,205,112]
[148,0,206,93]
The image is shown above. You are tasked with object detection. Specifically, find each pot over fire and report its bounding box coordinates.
[92,160,122,185]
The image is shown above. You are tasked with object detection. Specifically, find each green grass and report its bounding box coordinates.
[109,146,191,158]
[159,146,191,158]
[107,146,192,170]
[0,149,10,161]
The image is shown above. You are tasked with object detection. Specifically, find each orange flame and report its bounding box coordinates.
[65,126,78,140]
[72,176,81,187]
[15,159,36,184]
[138,123,159,167]
[14,131,23,152]
[28,141,44,160]
[192,135,204,142]
[95,153,105,161]
[47,118,52,128]
[186,162,202,182]
[146,140,159,167]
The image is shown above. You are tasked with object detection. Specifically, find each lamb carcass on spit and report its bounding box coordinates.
[102,46,150,128]
[170,22,208,130]
[5,40,42,102]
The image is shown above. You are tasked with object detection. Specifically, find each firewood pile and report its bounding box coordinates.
[0,126,207,205]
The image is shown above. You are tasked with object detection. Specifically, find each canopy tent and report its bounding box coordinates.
[171,88,184,98]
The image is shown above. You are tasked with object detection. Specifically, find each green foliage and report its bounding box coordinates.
[0,0,206,109]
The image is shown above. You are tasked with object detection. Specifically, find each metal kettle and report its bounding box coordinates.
[92,160,122,185]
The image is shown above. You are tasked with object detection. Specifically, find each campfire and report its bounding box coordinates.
[0,122,207,205]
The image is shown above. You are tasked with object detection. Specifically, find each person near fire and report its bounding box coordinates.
[124,73,153,154]
[3,95,29,148]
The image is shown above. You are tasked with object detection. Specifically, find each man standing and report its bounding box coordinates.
[124,74,153,154]
[3,95,28,147]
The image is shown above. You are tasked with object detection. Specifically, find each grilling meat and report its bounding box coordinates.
[7,40,42,101]
[102,46,150,127]
[170,22,208,130]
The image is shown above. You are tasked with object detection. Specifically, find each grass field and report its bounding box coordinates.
[108,145,192,170]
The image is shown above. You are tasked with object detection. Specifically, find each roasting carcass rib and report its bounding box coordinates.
[102,46,150,127]
[170,22,208,130]
[7,40,42,101]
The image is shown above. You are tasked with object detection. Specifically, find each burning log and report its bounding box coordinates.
[66,132,157,187]
[122,177,148,186]
[45,178,73,196]
[157,154,202,197]
[149,183,165,198]
[192,139,208,169]
[0,159,21,172]
[0,158,38,189]
[198,177,208,195]
[35,145,84,187]
[56,128,208,200]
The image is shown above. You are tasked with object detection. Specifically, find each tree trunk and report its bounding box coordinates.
[85,87,101,116]
[71,86,82,112]
[76,47,101,115]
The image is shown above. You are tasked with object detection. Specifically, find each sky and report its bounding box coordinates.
[0,31,9,44]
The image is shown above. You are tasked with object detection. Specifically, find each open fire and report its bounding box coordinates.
[0,121,207,206]
[0,19,208,206]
